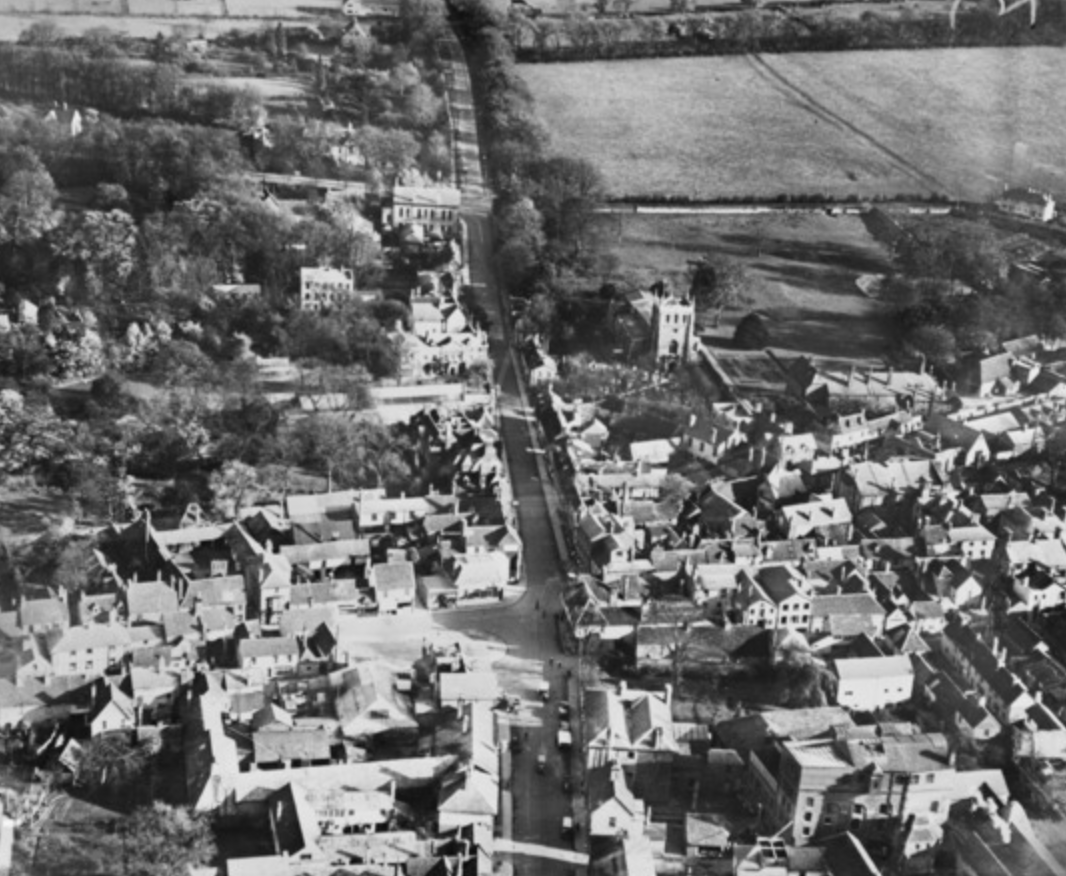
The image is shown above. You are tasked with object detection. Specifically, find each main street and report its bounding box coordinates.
[437,31,585,876]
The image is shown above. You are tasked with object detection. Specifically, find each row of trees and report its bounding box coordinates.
[452,0,615,348]
[0,45,263,129]
[509,1,1066,63]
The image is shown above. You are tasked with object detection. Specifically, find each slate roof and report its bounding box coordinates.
[126,580,179,617]
[753,565,808,606]
[182,576,245,611]
[588,764,643,817]
[237,636,299,662]
[19,595,69,630]
[926,673,1001,735]
[371,561,417,594]
[49,624,131,654]
[278,605,339,638]
[280,539,371,565]
[810,594,885,619]
[439,768,498,816]
[253,728,333,765]
[835,654,914,680]
[289,579,360,608]
[713,707,854,753]
[292,518,357,544]
[943,621,1031,707]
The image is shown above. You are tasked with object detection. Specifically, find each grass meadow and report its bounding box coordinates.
[592,211,894,360]
[521,47,1066,201]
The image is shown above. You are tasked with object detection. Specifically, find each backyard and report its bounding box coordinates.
[521,47,1066,201]
[592,210,894,360]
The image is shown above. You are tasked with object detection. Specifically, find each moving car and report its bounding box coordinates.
[536,752,547,774]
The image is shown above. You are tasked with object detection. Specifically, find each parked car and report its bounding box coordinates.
[557,728,572,749]
[536,752,547,774]
[558,702,571,721]
[394,671,413,693]
[511,729,524,754]
[561,815,574,837]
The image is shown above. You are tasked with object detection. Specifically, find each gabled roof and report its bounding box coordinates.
[182,576,245,611]
[780,498,852,536]
[588,764,644,818]
[439,768,498,816]
[126,580,179,616]
[292,518,357,545]
[237,636,299,661]
[1005,539,1066,569]
[810,594,885,619]
[285,489,361,521]
[19,594,69,630]
[253,728,333,765]
[942,621,1031,705]
[335,663,417,734]
[280,538,370,565]
[752,565,809,606]
[370,561,417,594]
[393,185,462,209]
[49,624,131,654]
[835,654,914,680]
[846,460,940,500]
[162,610,197,642]
[278,606,339,638]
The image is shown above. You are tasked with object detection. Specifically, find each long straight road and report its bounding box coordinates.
[461,209,580,876]
[440,28,585,876]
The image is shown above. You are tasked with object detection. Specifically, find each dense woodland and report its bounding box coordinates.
[0,9,477,521]
[872,214,1066,370]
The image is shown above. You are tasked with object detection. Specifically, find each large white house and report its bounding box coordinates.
[835,655,915,712]
[300,266,355,312]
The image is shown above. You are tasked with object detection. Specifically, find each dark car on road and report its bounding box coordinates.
[511,729,524,754]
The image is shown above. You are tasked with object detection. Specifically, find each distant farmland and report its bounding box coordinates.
[520,48,1066,202]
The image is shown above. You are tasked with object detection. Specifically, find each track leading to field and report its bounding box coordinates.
[744,52,953,196]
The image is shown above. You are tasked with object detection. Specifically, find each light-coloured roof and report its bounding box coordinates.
[393,185,461,209]
[835,655,914,680]
[50,624,131,653]
[370,562,417,593]
[237,637,299,660]
[126,580,179,616]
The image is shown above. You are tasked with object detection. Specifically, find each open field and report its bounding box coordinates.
[592,211,893,360]
[522,47,1066,202]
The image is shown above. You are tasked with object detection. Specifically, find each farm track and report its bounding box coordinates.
[744,52,952,195]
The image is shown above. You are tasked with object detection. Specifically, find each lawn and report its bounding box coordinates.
[521,47,1066,201]
[592,211,894,360]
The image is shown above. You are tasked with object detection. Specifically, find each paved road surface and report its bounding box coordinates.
[440,28,584,875]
